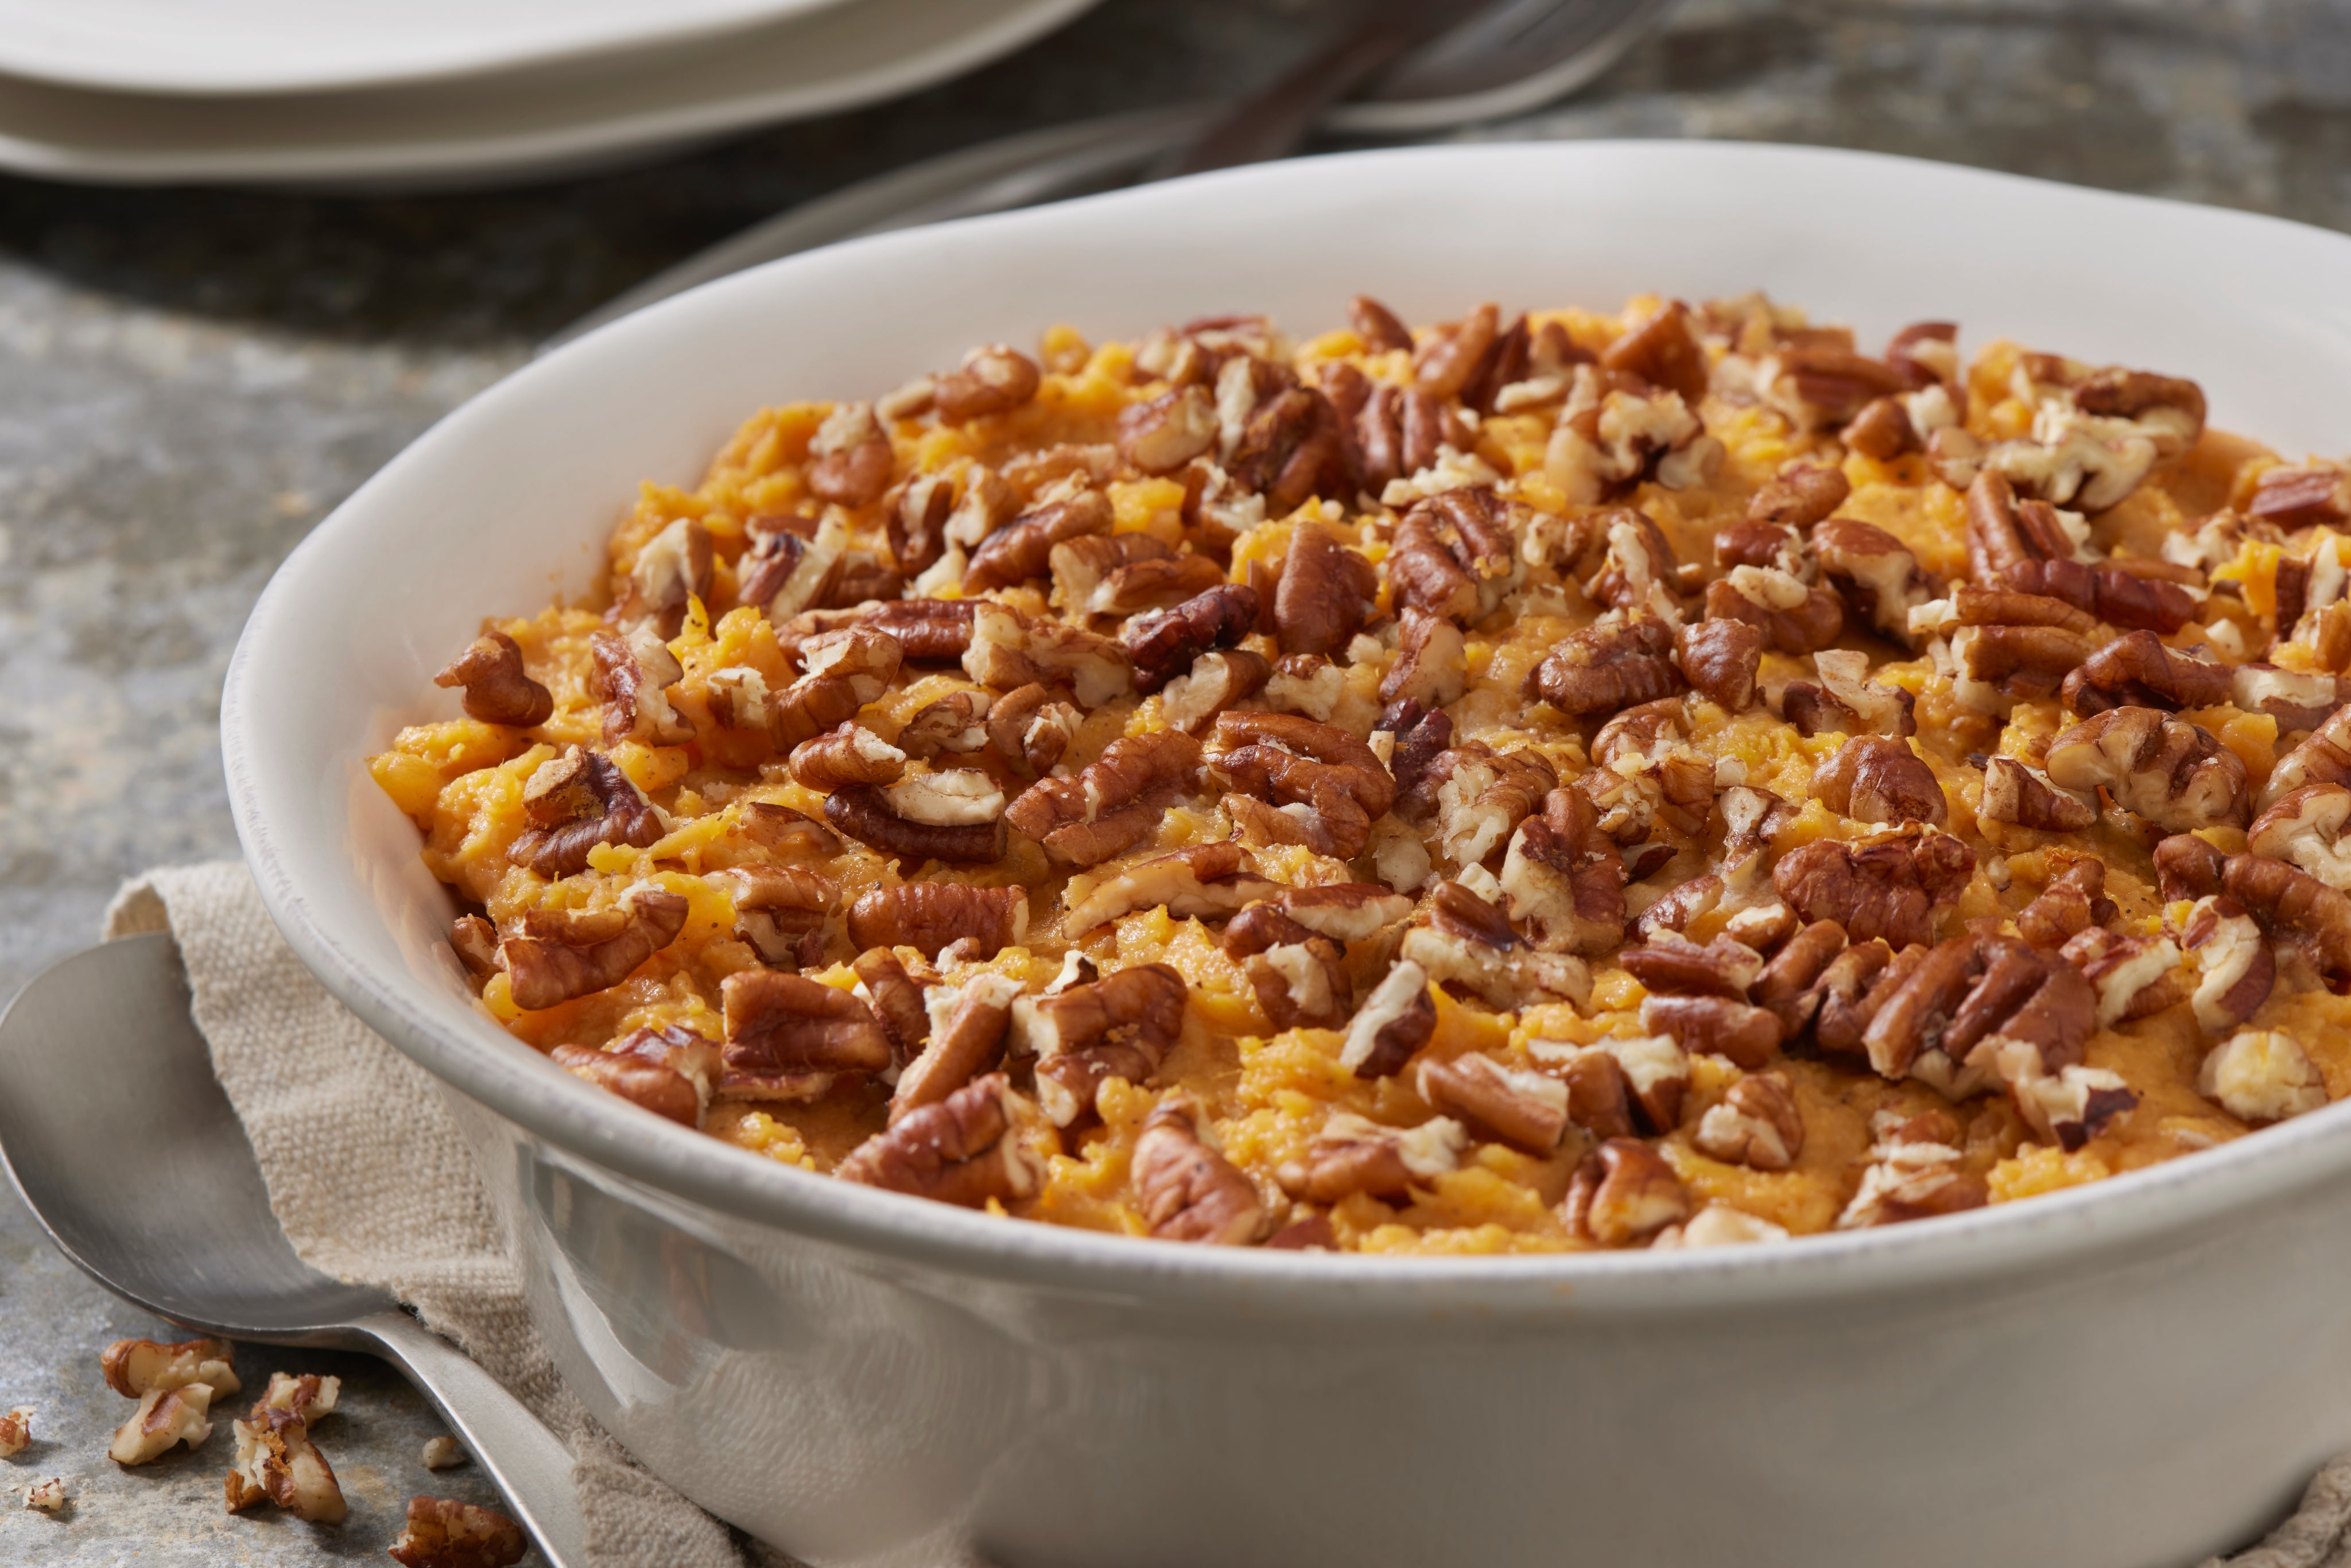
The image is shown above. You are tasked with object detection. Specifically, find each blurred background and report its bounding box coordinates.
[1,0,2348,1559]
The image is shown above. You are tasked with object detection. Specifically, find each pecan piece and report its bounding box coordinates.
[1066,842,1281,931]
[825,774,1006,864]
[1811,735,1946,826]
[499,886,687,1011]
[1161,649,1273,736]
[2249,463,2351,530]
[719,969,892,1099]
[895,690,990,758]
[1278,1111,1467,1204]
[2043,707,2248,832]
[1837,1116,1987,1228]
[1563,1138,1693,1247]
[1704,572,1844,657]
[1230,385,1350,511]
[891,972,1023,1122]
[2155,831,2229,902]
[837,1073,1044,1205]
[1617,933,1764,999]
[2059,630,2230,716]
[2000,556,2199,635]
[1526,612,1687,717]
[109,1383,216,1466]
[2225,851,2351,979]
[1842,395,1920,461]
[1692,1072,1805,1170]
[1123,582,1260,693]
[589,625,691,747]
[1784,649,1917,739]
[1117,384,1219,473]
[963,487,1114,593]
[1414,300,1500,399]
[712,864,834,969]
[1417,1053,1570,1154]
[1353,381,1468,490]
[1338,960,1437,1078]
[433,630,552,728]
[1348,293,1413,354]
[1132,1096,1266,1244]
[1640,993,1782,1070]
[103,1337,238,1399]
[1399,882,1592,1011]
[551,1026,719,1128]
[2181,895,2275,1034]
[961,601,1131,708]
[2249,783,2351,890]
[2233,664,2345,736]
[2201,1028,2327,1123]
[1750,918,1847,1039]
[806,402,893,507]
[1379,608,1469,709]
[2016,858,2116,949]
[1500,786,1627,954]
[1581,509,1685,623]
[2264,704,2351,810]
[1600,300,1708,402]
[223,1390,346,1523]
[789,721,905,791]
[1674,616,1764,711]
[1006,729,1201,867]
[1980,755,2096,835]
[984,681,1083,777]
[1206,710,1394,861]
[387,1496,527,1568]
[1241,934,1351,1031]
[624,515,715,632]
[1015,964,1189,1127]
[1275,524,1380,657]
[844,883,1026,960]
[1814,518,1930,649]
[933,344,1042,424]
[1390,487,1523,624]
[1745,464,1850,530]
[1771,829,1975,950]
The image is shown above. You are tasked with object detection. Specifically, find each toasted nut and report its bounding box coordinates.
[2199,1028,2327,1123]
[554,1024,720,1128]
[25,1477,66,1512]
[2155,832,2229,902]
[1007,729,1201,866]
[1749,919,1847,1038]
[1206,711,1395,860]
[1980,756,2096,834]
[2232,664,2345,735]
[1132,1095,1266,1244]
[1348,293,1413,353]
[501,886,688,1011]
[1843,395,1920,460]
[1704,570,1845,656]
[1159,649,1273,735]
[719,969,892,1100]
[1746,463,1851,530]
[1339,960,1437,1078]
[1244,937,1351,1031]
[1124,583,1261,693]
[1414,300,1500,398]
[1118,384,1219,473]
[1527,612,1687,717]
[589,624,692,747]
[2225,851,2351,978]
[1601,299,1708,402]
[1814,518,1930,647]
[2181,895,2275,1035]
[1837,1124,1987,1228]
[825,782,1008,864]
[1229,384,1350,512]
[1640,994,1782,1070]
[2009,1063,2140,1152]
[1760,345,1915,430]
[1399,882,1595,1011]
[984,681,1083,776]
[1425,740,1557,870]
[896,690,991,758]
[1999,556,2200,635]
[1583,510,1685,623]
[1716,517,1806,575]
[223,1375,347,1523]
[433,630,553,728]
[0,1408,27,1458]
[1617,933,1764,999]
[1674,616,1763,710]
[933,344,1042,424]
[1564,1138,1693,1247]
[2264,704,2351,811]
[1772,829,1975,950]
[965,488,1114,593]
[1785,649,1918,740]
[851,946,934,1063]
[1693,1072,1805,1170]
[1064,843,1279,932]
[2016,859,2116,949]
[422,1435,472,1473]
[1417,1053,1570,1154]
[1057,537,1226,619]
[789,722,906,790]
[103,1337,239,1399]
[1390,487,1523,624]
[2062,928,2181,1029]
[844,883,1027,960]
[961,601,1132,709]
[110,1383,215,1466]
[1015,964,1190,1127]
[625,515,715,630]
[506,747,664,879]
[1275,525,1380,658]
[1278,1111,1467,1203]
[2060,631,2231,716]
[1501,786,1627,954]
[882,768,1006,826]
[806,403,894,508]
[2249,463,2351,530]
[2044,708,2248,832]
[892,973,1023,1123]
[1811,735,1947,826]
[2249,783,2351,890]
[386,1495,528,1567]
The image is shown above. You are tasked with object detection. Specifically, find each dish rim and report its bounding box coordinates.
[222,137,2351,1315]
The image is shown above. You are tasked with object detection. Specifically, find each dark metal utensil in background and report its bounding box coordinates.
[0,933,587,1567]
[546,0,1675,349]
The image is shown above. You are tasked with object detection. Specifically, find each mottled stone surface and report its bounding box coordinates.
[2,0,2348,1559]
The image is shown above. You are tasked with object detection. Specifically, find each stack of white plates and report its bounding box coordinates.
[0,0,1100,188]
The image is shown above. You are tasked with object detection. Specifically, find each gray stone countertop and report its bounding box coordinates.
[5,0,2350,1560]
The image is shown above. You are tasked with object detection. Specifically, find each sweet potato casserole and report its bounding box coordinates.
[372,292,2351,1253]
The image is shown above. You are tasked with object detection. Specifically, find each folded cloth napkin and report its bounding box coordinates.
[104,860,787,1568]
[102,860,2351,1568]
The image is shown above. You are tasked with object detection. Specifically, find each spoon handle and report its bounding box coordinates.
[360,1308,588,1568]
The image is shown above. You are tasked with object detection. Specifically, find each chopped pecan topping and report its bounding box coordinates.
[1424,740,1556,869]
[2060,631,2230,716]
[1704,569,1845,657]
[1837,1119,1987,1228]
[963,487,1113,593]
[1132,1096,1266,1244]
[1016,964,1190,1127]
[840,1073,1043,1206]
[2232,663,2345,735]
[1842,395,1920,461]
[1947,620,2096,712]
[2155,830,2229,902]
[1759,346,1915,430]
[880,767,1005,828]
[1641,993,1782,1070]
[1674,616,1763,711]
[1275,525,1380,657]
[626,516,715,631]
[552,1025,719,1128]
[2043,707,2248,832]
[1229,384,1350,511]
[1526,612,1687,717]
[895,690,990,758]
[1052,532,1214,618]
[1600,299,1708,402]
[2064,927,2183,1026]
[2179,894,2275,1035]
[1206,710,1395,860]
[433,630,553,727]
[1413,300,1500,399]
[1352,378,1469,491]
[1749,918,1848,1038]
[1007,729,1201,867]
[961,601,1131,708]
[1814,518,1930,648]
[1065,842,1279,931]
[387,1495,528,1568]
[1390,487,1524,624]
[1339,960,1437,1078]
[1980,755,2096,835]
[104,1336,238,1399]
[2001,556,2201,635]
[738,518,823,613]
[825,782,1008,865]
[109,1383,215,1466]
[933,344,1042,424]
[1618,933,1764,999]
[1123,583,1260,693]
[1784,648,1917,739]
[1348,293,1413,354]
[978,681,1078,776]
[1278,1111,1466,1203]
[1693,1071,1805,1170]
[2011,1064,2140,1151]
[1872,934,2096,1095]
[1271,882,1415,941]
[2200,1028,2327,1123]
[1243,935,1351,1031]
[1400,881,1593,1011]
[844,883,1026,960]
[2224,850,2351,979]
[2249,462,2351,530]
[1771,828,1975,949]
[2015,858,2115,949]
[223,1404,344,1523]
[1563,1138,1693,1247]
[1417,1053,1570,1154]
[891,972,1022,1122]
[1811,735,1947,826]
[719,969,892,1097]
[1161,649,1274,735]
[1583,510,1686,624]
[806,402,894,506]
[25,1477,67,1512]
[501,886,688,1011]
[1501,786,1627,954]
[713,864,834,969]
[789,721,905,791]
[1747,464,1851,530]
[1117,384,1219,473]
[2249,783,2351,890]
[590,625,690,747]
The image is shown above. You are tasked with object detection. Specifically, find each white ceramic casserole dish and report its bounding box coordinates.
[222,142,2351,1568]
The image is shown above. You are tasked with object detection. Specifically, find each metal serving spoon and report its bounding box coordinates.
[546,0,1674,349]
[0,933,585,1567]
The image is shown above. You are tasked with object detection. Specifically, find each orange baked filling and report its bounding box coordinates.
[371,293,2351,1254]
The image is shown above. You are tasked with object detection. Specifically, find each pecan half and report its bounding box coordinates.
[1275,525,1380,657]
[1415,300,1501,399]
[1207,711,1395,860]
[1640,993,1783,1070]
[1349,294,1413,353]
[1563,1138,1693,1247]
[1703,570,1845,656]
[2060,631,2231,716]
[2063,926,2185,1025]
[387,1496,527,1568]
[1979,755,2096,835]
[501,886,688,1011]
[590,625,691,747]
[1814,518,1930,648]
[1750,918,1847,1039]
[1784,648,1917,739]
[789,721,906,791]
[1065,842,1281,931]
[1278,1111,1466,1203]
[837,1073,1044,1206]
[1339,960,1437,1078]
[2015,858,2116,949]
[1123,583,1260,693]
[1674,616,1763,710]
[1006,729,1201,867]
[1842,396,1919,461]
[1746,464,1850,530]
[2181,895,2275,1035]
[1600,300,1708,402]
[1617,933,1764,999]
[1811,735,1947,826]
[1271,882,1416,940]
[720,969,893,1097]
[552,1025,720,1128]
[2264,704,2351,810]
[844,883,1027,959]
[933,344,1042,424]
[2249,463,2351,530]
[2224,851,2351,979]
[1400,882,1593,1011]
[2155,830,2230,902]
[1118,384,1219,473]
[1353,380,1468,490]
[982,681,1083,776]
[2199,1028,2327,1123]
[1230,385,1350,511]
[1526,612,1687,717]
[2043,707,2248,832]
[433,630,553,727]
[2249,783,2351,891]
[1390,487,1522,624]
[807,403,894,507]
[1160,649,1274,736]
[1692,1072,1805,1170]
[826,782,1007,865]
[1132,1096,1266,1244]
[1500,786,1627,954]
[712,864,834,969]
[1771,829,1975,949]
[1016,964,1189,1127]
[891,972,1023,1123]
[963,487,1114,593]
[1417,1053,1570,1154]
[2001,556,2199,635]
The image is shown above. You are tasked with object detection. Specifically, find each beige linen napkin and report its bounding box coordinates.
[100,859,2351,1568]
[104,860,778,1568]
